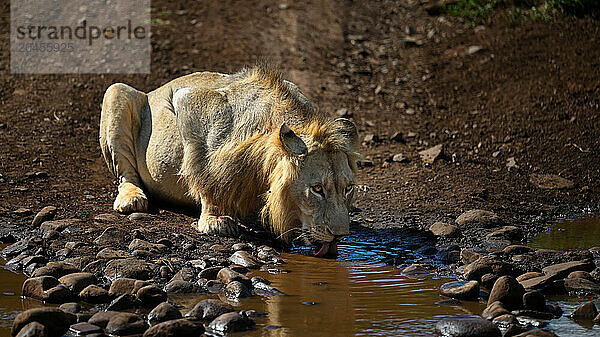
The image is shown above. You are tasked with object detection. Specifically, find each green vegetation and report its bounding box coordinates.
[442,0,599,25]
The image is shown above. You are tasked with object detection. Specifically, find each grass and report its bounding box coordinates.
[442,0,600,26]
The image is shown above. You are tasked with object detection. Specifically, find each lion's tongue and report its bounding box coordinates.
[313,242,338,257]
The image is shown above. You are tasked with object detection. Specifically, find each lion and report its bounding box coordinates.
[99,65,360,256]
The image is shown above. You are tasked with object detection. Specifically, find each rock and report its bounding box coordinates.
[511,310,554,320]
[185,299,234,321]
[486,226,523,241]
[463,257,512,281]
[460,249,481,265]
[390,131,404,142]
[93,226,128,246]
[363,134,380,143]
[480,273,499,290]
[522,291,546,312]
[513,329,558,337]
[31,207,57,227]
[225,280,252,299]
[208,312,255,332]
[12,308,76,337]
[335,108,351,117]
[96,247,130,259]
[189,259,209,269]
[419,144,443,164]
[58,272,96,294]
[530,173,574,189]
[252,281,284,296]
[105,312,148,336]
[2,239,34,258]
[104,258,154,280]
[88,311,121,328]
[217,267,252,287]
[491,313,516,326]
[488,276,525,310]
[108,278,150,297]
[401,264,435,275]
[128,239,168,253]
[198,266,221,280]
[439,281,480,300]
[429,222,459,237]
[79,285,109,304]
[435,316,501,337]
[148,302,182,325]
[567,271,593,280]
[228,251,261,269]
[240,310,267,319]
[39,219,78,232]
[204,280,225,293]
[128,212,153,221]
[32,262,80,278]
[82,260,105,274]
[456,210,502,228]
[503,245,532,255]
[542,260,595,279]
[391,153,410,163]
[15,321,47,337]
[68,322,103,335]
[169,267,196,283]
[482,301,510,320]
[136,285,167,307]
[164,280,203,294]
[22,276,72,303]
[564,277,600,296]
[58,302,81,313]
[106,294,137,311]
[517,272,543,282]
[143,318,204,337]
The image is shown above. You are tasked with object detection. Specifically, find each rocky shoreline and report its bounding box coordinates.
[1,206,599,336]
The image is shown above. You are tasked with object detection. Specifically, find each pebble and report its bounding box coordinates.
[15,321,46,337]
[106,294,137,311]
[185,299,234,321]
[217,267,252,287]
[96,247,130,259]
[128,212,153,221]
[32,261,80,278]
[58,272,96,294]
[22,276,72,303]
[58,302,82,313]
[208,312,255,332]
[105,312,148,336]
[88,311,121,328]
[143,318,205,337]
[148,302,182,325]
[2,239,34,258]
[79,284,110,304]
[225,280,252,299]
[31,206,57,227]
[488,276,525,310]
[164,280,203,294]
[482,301,510,320]
[569,301,598,318]
[136,285,167,307]
[68,322,103,335]
[229,251,261,269]
[108,278,150,297]
[252,280,284,296]
[435,316,501,337]
[93,226,128,246]
[418,144,443,164]
[439,280,480,301]
[12,308,76,337]
[104,258,154,280]
[94,213,121,223]
[480,273,498,290]
[460,249,482,265]
[429,222,459,237]
[128,239,169,253]
[456,209,502,228]
[463,257,512,281]
[169,267,196,282]
[401,263,435,276]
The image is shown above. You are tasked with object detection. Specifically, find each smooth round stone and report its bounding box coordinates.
[440,281,480,301]
[435,316,501,337]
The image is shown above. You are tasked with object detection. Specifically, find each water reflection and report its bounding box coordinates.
[528,214,600,251]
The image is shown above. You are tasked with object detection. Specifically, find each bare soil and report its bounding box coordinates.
[1,0,599,249]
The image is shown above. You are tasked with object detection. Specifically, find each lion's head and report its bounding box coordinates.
[263,118,360,257]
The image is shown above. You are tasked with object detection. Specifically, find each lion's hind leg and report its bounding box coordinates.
[100,83,149,213]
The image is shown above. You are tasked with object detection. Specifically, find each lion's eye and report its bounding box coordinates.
[310,184,324,196]
[345,184,354,194]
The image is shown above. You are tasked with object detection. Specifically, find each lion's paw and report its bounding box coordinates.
[113,182,148,213]
[197,215,239,237]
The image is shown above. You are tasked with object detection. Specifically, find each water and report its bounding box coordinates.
[528,214,600,251]
[0,255,28,337]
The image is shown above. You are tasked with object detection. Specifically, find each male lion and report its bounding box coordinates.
[99,65,360,256]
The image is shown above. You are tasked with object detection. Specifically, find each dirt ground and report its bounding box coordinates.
[1,0,599,248]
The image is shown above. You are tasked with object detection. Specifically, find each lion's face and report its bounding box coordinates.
[290,150,355,256]
[267,119,359,257]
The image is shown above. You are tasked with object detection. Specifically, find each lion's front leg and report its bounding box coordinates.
[196,196,239,237]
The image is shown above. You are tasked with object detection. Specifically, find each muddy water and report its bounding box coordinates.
[0,257,28,336]
[528,214,600,251]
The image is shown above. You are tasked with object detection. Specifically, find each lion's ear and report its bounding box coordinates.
[334,118,359,149]
[279,123,308,156]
